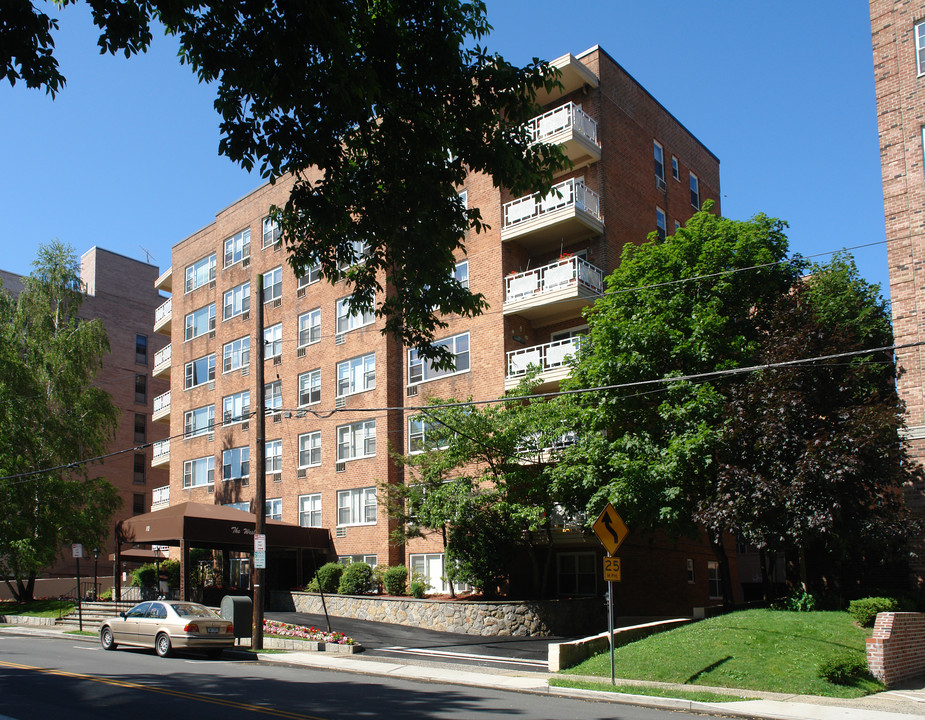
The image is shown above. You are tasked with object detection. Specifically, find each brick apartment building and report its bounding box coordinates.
[0,248,169,583]
[151,46,732,614]
[871,2,925,581]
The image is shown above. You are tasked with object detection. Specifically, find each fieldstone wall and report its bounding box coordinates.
[271,591,604,637]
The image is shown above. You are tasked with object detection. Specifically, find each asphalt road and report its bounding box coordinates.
[0,634,721,720]
[266,610,571,671]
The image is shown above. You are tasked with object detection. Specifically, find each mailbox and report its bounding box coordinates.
[220,595,253,639]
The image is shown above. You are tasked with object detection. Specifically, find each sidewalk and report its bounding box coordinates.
[3,622,925,720]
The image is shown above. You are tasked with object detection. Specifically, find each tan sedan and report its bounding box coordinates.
[99,600,234,658]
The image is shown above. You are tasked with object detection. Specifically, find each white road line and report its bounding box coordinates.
[377,646,547,668]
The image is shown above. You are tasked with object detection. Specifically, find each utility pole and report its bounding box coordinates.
[251,272,266,649]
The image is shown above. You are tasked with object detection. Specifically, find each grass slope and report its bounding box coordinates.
[0,600,74,618]
[562,609,883,698]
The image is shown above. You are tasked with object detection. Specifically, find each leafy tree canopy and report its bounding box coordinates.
[2,1,567,364]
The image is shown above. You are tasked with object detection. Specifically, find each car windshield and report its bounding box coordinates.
[169,603,221,618]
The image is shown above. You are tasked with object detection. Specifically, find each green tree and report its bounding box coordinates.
[0,242,120,601]
[552,205,800,604]
[389,378,573,597]
[2,1,567,364]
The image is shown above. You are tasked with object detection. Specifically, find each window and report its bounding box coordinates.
[708,561,722,599]
[134,413,146,443]
[223,390,250,425]
[459,189,467,208]
[223,336,250,373]
[687,558,695,584]
[264,323,282,359]
[185,253,216,292]
[408,416,447,454]
[184,354,215,389]
[337,419,376,461]
[224,229,250,267]
[671,156,679,181]
[690,172,700,209]
[262,215,282,249]
[226,501,250,512]
[339,554,377,567]
[298,431,321,468]
[183,456,215,488]
[263,266,282,303]
[337,487,376,526]
[133,453,146,485]
[222,446,249,481]
[264,380,282,413]
[133,493,145,515]
[408,332,469,384]
[409,553,470,595]
[185,304,215,341]
[917,21,925,76]
[298,369,321,406]
[674,220,681,232]
[266,439,282,473]
[336,353,375,397]
[557,552,596,596]
[223,281,250,320]
[184,404,214,438]
[135,334,148,365]
[265,498,282,520]
[337,239,370,272]
[298,309,321,347]
[298,264,322,289]
[335,296,375,334]
[299,493,321,527]
[454,260,469,289]
[656,207,667,241]
[653,140,665,181]
[134,374,147,404]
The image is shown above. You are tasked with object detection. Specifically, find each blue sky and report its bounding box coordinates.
[0,1,888,296]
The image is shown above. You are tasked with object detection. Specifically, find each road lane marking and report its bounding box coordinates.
[377,646,547,668]
[0,660,327,719]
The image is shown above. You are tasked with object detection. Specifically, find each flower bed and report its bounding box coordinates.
[264,619,355,645]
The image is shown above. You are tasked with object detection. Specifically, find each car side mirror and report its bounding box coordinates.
[120,612,126,619]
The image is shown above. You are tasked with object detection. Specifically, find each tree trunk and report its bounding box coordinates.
[442,526,455,599]
[709,531,735,608]
[759,547,771,602]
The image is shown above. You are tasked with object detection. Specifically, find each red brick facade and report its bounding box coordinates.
[155,46,731,614]
[871,2,925,580]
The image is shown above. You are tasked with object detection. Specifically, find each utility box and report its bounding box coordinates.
[220,595,253,639]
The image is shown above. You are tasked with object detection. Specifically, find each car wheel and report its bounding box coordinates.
[206,648,223,659]
[100,626,117,651]
[155,633,172,658]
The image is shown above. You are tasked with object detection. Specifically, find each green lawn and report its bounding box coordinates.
[550,679,757,703]
[562,609,883,698]
[0,600,74,618]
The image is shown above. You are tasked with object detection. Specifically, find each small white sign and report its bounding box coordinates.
[254,533,266,552]
[71,543,83,559]
[254,550,266,569]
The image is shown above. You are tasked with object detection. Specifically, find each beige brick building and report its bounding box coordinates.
[1,248,169,583]
[152,46,730,614]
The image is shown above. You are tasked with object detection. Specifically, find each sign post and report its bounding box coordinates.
[72,544,84,632]
[592,504,628,686]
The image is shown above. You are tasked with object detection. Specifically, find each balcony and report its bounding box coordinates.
[151,485,170,511]
[505,337,584,391]
[153,297,172,336]
[152,390,171,424]
[526,102,600,174]
[152,439,170,468]
[501,178,603,250]
[153,344,171,379]
[533,53,599,106]
[154,266,172,293]
[503,256,603,325]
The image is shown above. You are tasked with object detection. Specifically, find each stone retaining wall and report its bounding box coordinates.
[548,618,691,671]
[0,615,55,626]
[867,612,925,687]
[272,591,605,637]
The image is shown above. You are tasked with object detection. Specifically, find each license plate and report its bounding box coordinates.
[207,626,219,634]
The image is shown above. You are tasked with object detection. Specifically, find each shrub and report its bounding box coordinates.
[383,565,408,596]
[309,563,343,594]
[338,562,374,595]
[771,589,817,612]
[818,653,869,685]
[410,580,427,599]
[130,564,157,588]
[99,588,112,601]
[848,597,899,627]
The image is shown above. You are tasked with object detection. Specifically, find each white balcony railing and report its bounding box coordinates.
[153,343,171,368]
[154,297,172,325]
[503,178,602,230]
[152,438,170,462]
[525,102,598,148]
[505,256,603,304]
[507,337,584,378]
[153,390,171,415]
[152,485,170,506]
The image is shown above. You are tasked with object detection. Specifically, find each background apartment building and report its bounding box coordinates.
[152,46,727,614]
[871,1,925,581]
[1,247,169,585]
